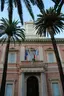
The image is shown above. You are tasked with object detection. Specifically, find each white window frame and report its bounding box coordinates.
[47,51,56,63]
[5,82,14,96]
[8,52,16,63]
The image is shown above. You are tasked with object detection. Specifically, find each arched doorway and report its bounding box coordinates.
[27,76,39,96]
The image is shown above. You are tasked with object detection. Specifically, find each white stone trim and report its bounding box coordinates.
[20,68,45,72]
[0,72,18,74]
[0,64,17,69]
[48,66,58,68]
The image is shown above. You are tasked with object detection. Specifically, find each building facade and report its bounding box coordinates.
[0,22,64,96]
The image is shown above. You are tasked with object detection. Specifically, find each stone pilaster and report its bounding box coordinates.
[41,72,48,96]
[20,46,25,61]
[18,73,25,96]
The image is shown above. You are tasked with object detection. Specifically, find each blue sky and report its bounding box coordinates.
[0,0,54,21]
[0,0,64,38]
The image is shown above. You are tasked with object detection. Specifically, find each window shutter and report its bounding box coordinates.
[38,46,43,61]
[20,46,25,61]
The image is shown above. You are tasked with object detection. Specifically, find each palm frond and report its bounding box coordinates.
[11,36,16,46]
[0,0,45,24]
[53,25,61,33]
[8,0,13,23]
[30,0,44,13]
[16,28,25,37]
[36,0,44,13]
[52,0,64,14]
[16,0,23,24]
[0,37,6,45]
[35,7,64,37]
[0,18,9,27]
[0,31,5,37]
[23,0,34,20]
[1,0,5,11]
[0,18,25,44]
[56,1,63,14]
[14,35,21,44]
[13,0,17,7]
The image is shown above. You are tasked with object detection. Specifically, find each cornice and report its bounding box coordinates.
[22,38,64,44]
[0,38,64,44]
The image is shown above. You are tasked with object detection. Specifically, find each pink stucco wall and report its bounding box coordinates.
[0,39,64,96]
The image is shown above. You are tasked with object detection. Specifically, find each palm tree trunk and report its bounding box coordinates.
[0,37,10,96]
[51,35,64,94]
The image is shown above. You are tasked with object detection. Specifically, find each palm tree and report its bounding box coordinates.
[35,7,64,93]
[52,0,64,14]
[0,18,25,96]
[0,0,44,24]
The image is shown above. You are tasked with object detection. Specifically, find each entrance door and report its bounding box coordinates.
[27,76,39,96]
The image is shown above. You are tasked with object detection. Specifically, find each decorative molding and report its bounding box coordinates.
[45,47,53,51]
[19,61,48,69]
[9,48,19,51]
[19,61,47,73]
[20,68,45,72]
[1,38,64,44]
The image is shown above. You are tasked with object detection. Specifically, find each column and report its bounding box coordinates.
[41,72,48,96]
[18,73,25,96]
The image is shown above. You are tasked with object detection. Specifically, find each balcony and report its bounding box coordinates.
[19,61,48,73]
